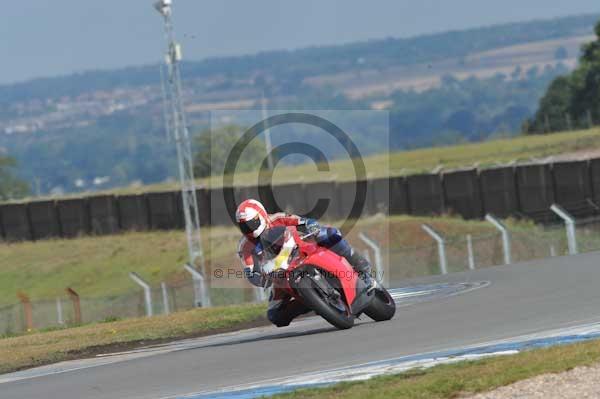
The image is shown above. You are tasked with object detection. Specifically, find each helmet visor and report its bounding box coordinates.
[238,215,262,235]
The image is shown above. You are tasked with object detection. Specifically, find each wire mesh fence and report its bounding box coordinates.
[3,218,600,335]
[384,232,505,283]
[0,281,261,336]
[384,219,600,286]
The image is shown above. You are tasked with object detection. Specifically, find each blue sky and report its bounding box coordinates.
[1,0,599,84]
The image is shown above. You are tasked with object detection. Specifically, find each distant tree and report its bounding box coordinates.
[445,110,477,134]
[526,20,600,134]
[554,46,569,61]
[526,66,540,80]
[525,76,573,133]
[511,66,523,80]
[0,156,29,200]
[193,125,268,178]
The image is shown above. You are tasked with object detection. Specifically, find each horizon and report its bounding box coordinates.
[1,0,599,85]
[3,12,596,86]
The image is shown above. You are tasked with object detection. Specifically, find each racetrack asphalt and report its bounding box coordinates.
[2,251,600,399]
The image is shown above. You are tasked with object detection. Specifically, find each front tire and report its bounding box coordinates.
[364,286,396,321]
[295,271,354,330]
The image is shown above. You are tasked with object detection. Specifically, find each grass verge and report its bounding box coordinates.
[0,215,570,308]
[116,127,600,191]
[0,215,522,306]
[271,338,600,399]
[17,127,600,199]
[0,302,267,375]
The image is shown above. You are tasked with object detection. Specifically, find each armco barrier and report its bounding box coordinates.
[406,174,444,215]
[516,164,555,215]
[336,180,357,220]
[270,183,308,216]
[117,194,149,231]
[6,157,600,242]
[147,192,180,230]
[235,185,260,205]
[479,166,518,218]
[0,203,31,241]
[366,178,390,216]
[303,181,339,220]
[552,161,592,207]
[57,199,90,237]
[591,158,600,204]
[442,169,483,219]
[195,188,211,227]
[251,184,280,216]
[389,176,409,215]
[89,196,119,235]
[209,187,233,227]
[28,200,60,240]
[172,192,187,229]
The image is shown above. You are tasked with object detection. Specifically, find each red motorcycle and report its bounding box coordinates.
[259,225,396,329]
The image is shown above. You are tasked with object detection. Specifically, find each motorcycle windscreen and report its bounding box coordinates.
[261,232,296,274]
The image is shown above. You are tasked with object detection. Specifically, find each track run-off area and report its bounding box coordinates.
[2,252,600,399]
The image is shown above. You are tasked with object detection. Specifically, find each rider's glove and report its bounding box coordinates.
[302,218,321,235]
[246,245,268,287]
[244,267,264,287]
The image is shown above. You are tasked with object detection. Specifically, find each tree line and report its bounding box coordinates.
[526,21,600,134]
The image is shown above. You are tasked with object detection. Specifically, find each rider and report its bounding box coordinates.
[236,199,374,327]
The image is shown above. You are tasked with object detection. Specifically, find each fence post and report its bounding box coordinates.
[56,297,64,325]
[421,224,448,275]
[550,204,578,255]
[485,214,512,265]
[17,292,33,331]
[358,232,387,287]
[587,109,594,129]
[184,264,209,308]
[65,287,82,325]
[466,234,475,270]
[254,287,267,303]
[129,272,153,317]
[550,245,557,257]
[363,249,372,265]
[161,282,170,315]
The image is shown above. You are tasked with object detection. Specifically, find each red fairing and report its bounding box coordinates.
[291,229,359,306]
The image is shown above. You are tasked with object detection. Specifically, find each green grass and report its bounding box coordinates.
[0,224,249,306]
[0,215,581,308]
[270,338,600,399]
[139,127,600,191]
[0,215,517,307]
[13,127,600,201]
[0,303,267,374]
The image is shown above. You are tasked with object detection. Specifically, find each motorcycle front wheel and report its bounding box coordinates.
[295,268,355,330]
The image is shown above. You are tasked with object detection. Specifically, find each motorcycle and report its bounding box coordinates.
[258,225,396,330]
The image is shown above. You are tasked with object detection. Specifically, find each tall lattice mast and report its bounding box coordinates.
[154,0,210,307]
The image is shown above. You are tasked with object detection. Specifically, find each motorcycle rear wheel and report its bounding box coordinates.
[295,269,355,330]
[363,286,396,321]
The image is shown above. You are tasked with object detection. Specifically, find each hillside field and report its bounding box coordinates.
[90,127,600,196]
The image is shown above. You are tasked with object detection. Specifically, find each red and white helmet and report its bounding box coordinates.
[236,199,271,239]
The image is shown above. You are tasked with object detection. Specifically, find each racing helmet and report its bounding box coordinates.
[235,199,271,239]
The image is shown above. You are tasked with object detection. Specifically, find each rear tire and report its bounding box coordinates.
[296,272,354,330]
[364,286,396,322]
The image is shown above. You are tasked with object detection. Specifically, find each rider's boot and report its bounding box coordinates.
[346,251,377,292]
